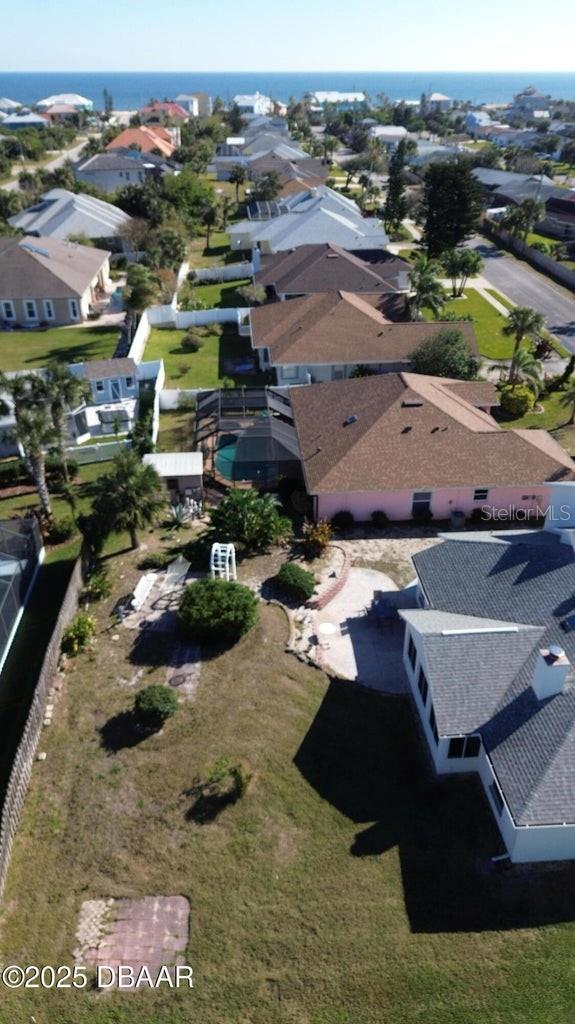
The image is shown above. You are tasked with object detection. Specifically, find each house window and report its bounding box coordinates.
[407,635,416,670]
[68,298,80,320]
[474,488,489,502]
[167,478,178,491]
[429,705,439,744]
[448,735,481,759]
[417,667,428,706]
[282,366,298,380]
[95,381,104,393]
[412,491,432,516]
[43,299,55,321]
[125,377,134,388]
[24,299,38,321]
[489,779,504,816]
[1,300,15,321]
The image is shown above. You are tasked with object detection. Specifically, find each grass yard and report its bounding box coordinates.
[497,388,575,435]
[485,289,570,358]
[157,407,196,451]
[190,278,250,309]
[187,231,232,269]
[0,325,118,371]
[422,288,514,359]
[145,325,266,389]
[5,540,575,1022]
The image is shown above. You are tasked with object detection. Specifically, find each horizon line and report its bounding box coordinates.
[2,68,575,75]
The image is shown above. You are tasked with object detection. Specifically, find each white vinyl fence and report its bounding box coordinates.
[192,261,253,283]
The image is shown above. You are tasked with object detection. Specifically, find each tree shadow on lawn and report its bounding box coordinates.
[99,710,158,753]
[294,680,575,933]
[18,327,118,367]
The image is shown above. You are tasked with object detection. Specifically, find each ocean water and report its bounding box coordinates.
[1,71,575,110]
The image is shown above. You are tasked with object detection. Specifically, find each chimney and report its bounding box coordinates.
[532,645,570,700]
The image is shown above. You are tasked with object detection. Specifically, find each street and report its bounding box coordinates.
[467,236,575,349]
[1,138,87,192]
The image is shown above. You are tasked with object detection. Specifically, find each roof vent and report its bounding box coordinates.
[343,415,358,426]
[402,398,423,408]
[326,253,339,258]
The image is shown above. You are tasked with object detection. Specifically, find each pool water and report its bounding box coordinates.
[214,433,268,483]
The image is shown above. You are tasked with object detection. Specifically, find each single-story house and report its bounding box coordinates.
[143,452,203,500]
[41,103,81,124]
[289,372,575,521]
[2,112,47,130]
[255,242,410,301]
[74,150,178,193]
[473,169,575,239]
[368,125,409,148]
[233,92,274,118]
[0,97,22,113]
[410,141,461,167]
[105,125,177,159]
[8,188,132,243]
[464,110,494,137]
[36,93,93,111]
[0,235,111,327]
[250,292,478,385]
[0,518,44,674]
[400,482,575,862]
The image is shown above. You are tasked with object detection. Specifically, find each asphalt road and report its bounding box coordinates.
[468,236,575,350]
[1,139,87,192]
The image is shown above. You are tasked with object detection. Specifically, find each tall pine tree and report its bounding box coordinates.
[421,161,481,257]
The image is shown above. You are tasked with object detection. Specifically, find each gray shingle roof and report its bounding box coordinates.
[412,532,575,826]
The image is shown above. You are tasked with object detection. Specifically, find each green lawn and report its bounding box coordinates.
[485,289,570,358]
[145,325,266,389]
[190,278,250,309]
[0,326,118,371]
[422,288,514,359]
[497,389,575,434]
[5,544,575,1022]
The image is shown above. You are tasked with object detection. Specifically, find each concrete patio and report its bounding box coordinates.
[314,567,410,694]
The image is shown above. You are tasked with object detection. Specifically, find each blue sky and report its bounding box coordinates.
[4,0,574,72]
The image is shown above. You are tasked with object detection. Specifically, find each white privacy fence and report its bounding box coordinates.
[191,261,253,283]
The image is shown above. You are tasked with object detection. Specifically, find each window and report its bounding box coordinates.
[95,381,104,393]
[464,735,481,758]
[474,488,489,502]
[43,299,55,321]
[68,298,80,320]
[24,299,38,321]
[407,635,416,669]
[281,366,298,380]
[448,737,465,759]
[1,300,15,321]
[448,735,481,759]
[125,376,134,388]
[166,478,178,491]
[429,705,439,744]
[412,491,432,516]
[489,779,504,816]
[417,667,428,705]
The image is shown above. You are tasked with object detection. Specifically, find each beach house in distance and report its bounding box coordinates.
[400,482,575,863]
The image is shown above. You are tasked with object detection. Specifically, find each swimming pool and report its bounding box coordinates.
[214,433,271,483]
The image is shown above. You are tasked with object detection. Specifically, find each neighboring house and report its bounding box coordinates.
[473,169,575,239]
[241,133,306,159]
[67,358,164,443]
[213,135,308,180]
[243,115,289,139]
[143,452,203,500]
[0,97,21,113]
[105,125,177,158]
[472,168,554,202]
[247,153,328,194]
[288,372,575,521]
[464,110,494,137]
[74,150,178,193]
[410,140,461,167]
[483,126,540,147]
[8,188,132,243]
[255,242,410,302]
[511,86,551,119]
[307,91,366,110]
[426,92,453,113]
[233,92,274,118]
[250,291,478,385]
[176,92,212,116]
[0,518,44,675]
[400,482,575,863]
[139,101,189,124]
[40,103,80,124]
[0,235,111,327]
[368,125,409,148]
[36,92,93,111]
[2,112,47,130]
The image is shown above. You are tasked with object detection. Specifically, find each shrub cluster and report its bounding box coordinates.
[500,385,535,417]
[331,510,355,531]
[275,561,315,602]
[179,578,258,644]
[61,614,95,656]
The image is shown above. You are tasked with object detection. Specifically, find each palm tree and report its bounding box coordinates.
[442,249,464,297]
[458,249,483,294]
[560,383,575,425]
[15,406,57,520]
[517,197,545,243]
[508,346,542,389]
[503,306,546,363]
[221,195,234,231]
[203,204,220,250]
[321,135,339,164]
[409,255,446,320]
[91,450,164,549]
[228,164,247,203]
[42,362,91,483]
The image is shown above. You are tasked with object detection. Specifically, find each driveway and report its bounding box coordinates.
[467,236,575,349]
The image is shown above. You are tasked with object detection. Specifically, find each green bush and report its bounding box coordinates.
[302,519,332,560]
[134,684,178,729]
[138,551,172,570]
[61,614,96,656]
[371,510,389,528]
[46,456,79,487]
[181,330,205,353]
[179,578,258,644]
[331,510,355,531]
[0,460,27,487]
[275,562,315,602]
[208,489,292,553]
[86,566,112,601]
[500,385,535,417]
[47,515,77,544]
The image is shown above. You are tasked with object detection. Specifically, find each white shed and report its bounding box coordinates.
[143,452,203,498]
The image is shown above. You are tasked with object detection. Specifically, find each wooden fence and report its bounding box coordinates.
[0,558,83,900]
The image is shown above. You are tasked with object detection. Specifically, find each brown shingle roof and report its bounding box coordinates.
[0,235,110,300]
[290,373,575,495]
[82,358,136,381]
[250,292,479,366]
[256,243,410,296]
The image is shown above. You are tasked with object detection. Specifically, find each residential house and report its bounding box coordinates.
[36,92,93,112]
[41,103,81,124]
[410,140,461,167]
[426,92,453,113]
[464,110,494,137]
[255,243,410,307]
[247,153,328,198]
[0,235,111,327]
[473,168,575,239]
[400,481,575,863]
[105,125,177,159]
[368,125,409,149]
[0,97,21,113]
[2,112,47,130]
[138,101,189,125]
[307,91,366,111]
[176,92,212,116]
[511,86,551,120]
[74,150,179,193]
[213,134,308,180]
[233,93,274,118]
[143,452,203,500]
[243,115,289,139]
[9,188,132,244]
[250,291,478,385]
[0,518,43,674]
[67,358,164,443]
[289,372,575,521]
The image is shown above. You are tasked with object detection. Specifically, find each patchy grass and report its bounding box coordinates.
[145,325,265,389]
[157,407,196,452]
[187,231,232,268]
[422,288,514,359]
[6,540,575,1022]
[0,325,118,371]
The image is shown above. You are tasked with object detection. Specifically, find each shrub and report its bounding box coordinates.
[412,508,433,524]
[47,515,77,544]
[181,330,205,353]
[85,566,112,601]
[61,613,96,656]
[134,684,178,729]
[138,551,172,570]
[302,519,332,560]
[237,283,267,306]
[46,455,79,487]
[531,240,550,254]
[331,510,355,531]
[208,489,292,553]
[371,510,389,528]
[0,459,27,487]
[179,578,258,644]
[275,561,315,602]
[500,385,535,417]
[411,328,479,380]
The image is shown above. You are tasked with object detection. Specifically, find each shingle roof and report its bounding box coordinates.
[256,243,409,295]
[250,292,479,366]
[81,358,136,381]
[9,189,131,240]
[0,235,110,300]
[290,373,575,495]
[412,532,575,825]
